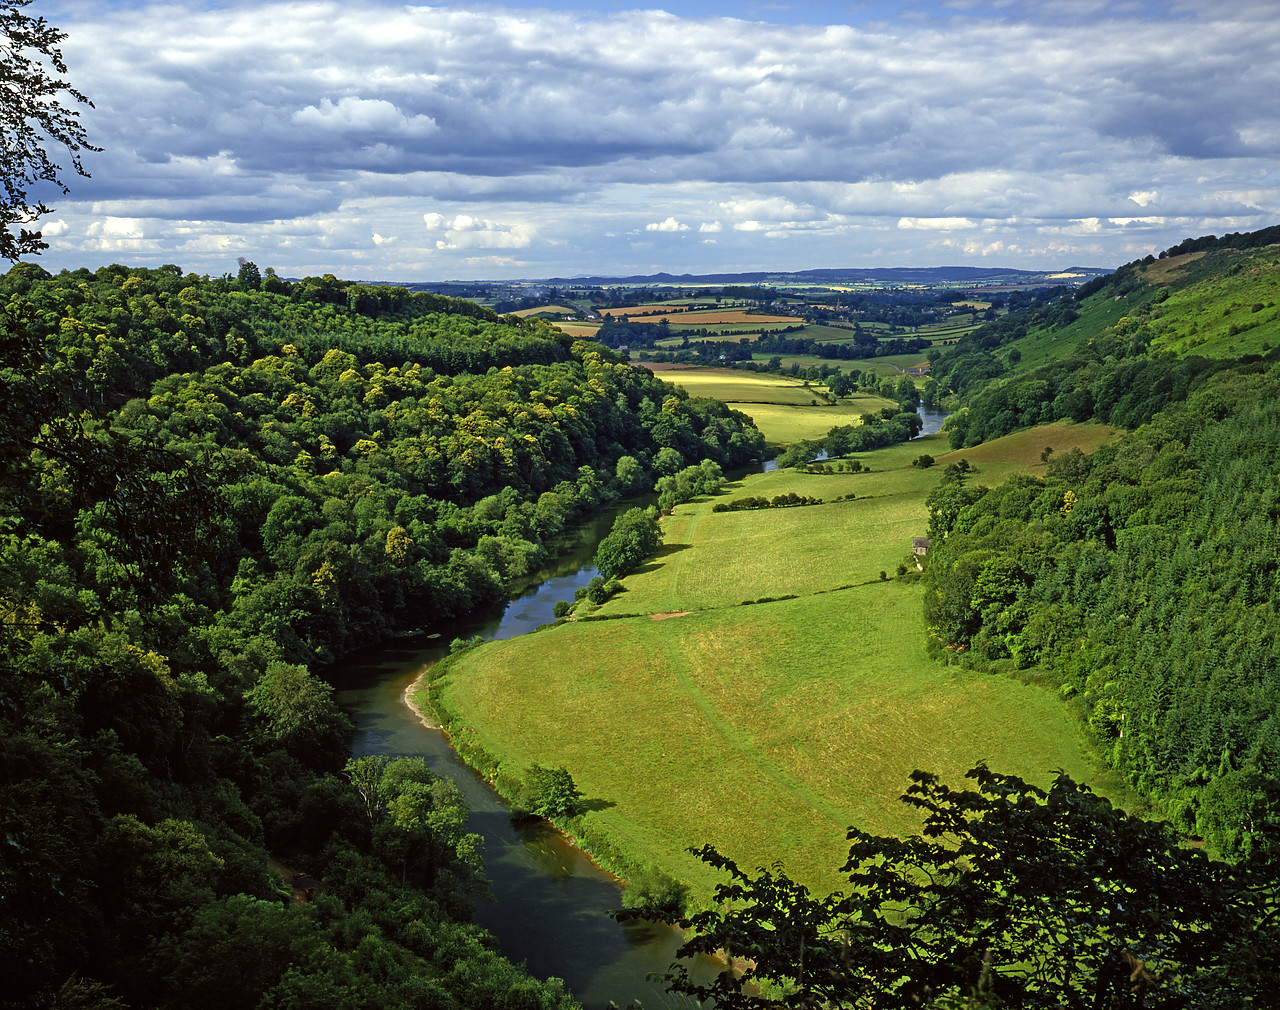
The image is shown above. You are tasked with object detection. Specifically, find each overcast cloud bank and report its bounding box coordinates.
[32,0,1280,278]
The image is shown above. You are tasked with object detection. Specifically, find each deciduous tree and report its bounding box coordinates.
[627,766,1278,1009]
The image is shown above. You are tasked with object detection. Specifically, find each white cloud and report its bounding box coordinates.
[699,221,722,232]
[646,217,689,232]
[1128,190,1158,207]
[424,212,534,250]
[897,217,976,230]
[292,97,438,138]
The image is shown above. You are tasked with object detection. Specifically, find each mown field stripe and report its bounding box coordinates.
[654,621,852,834]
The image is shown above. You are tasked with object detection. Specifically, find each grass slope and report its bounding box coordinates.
[1139,248,1280,357]
[427,422,1120,902]
[1003,245,1280,377]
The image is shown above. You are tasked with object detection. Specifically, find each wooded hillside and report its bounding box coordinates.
[923,230,1280,856]
[0,262,764,1009]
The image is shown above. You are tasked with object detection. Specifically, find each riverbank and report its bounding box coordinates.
[404,670,441,730]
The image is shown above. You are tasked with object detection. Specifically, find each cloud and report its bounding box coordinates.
[423,212,534,250]
[292,98,438,138]
[897,217,976,231]
[33,0,1280,277]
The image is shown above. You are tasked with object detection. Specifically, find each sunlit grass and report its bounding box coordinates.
[431,421,1122,901]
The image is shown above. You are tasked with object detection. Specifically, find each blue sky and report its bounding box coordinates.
[27,0,1280,279]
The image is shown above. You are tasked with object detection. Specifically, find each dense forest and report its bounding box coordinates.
[923,232,1280,858]
[0,262,765,1009]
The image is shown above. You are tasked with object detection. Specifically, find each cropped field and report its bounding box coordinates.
[553,322,603,339]
[430,421,1121,901]
[658,369,823,405]
[630,309,802,327]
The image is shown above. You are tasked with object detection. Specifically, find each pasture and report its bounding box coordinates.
[428,421,1122,901]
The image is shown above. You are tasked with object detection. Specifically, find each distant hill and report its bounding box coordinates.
[537,265,1112,290]
[373,265,1113,295]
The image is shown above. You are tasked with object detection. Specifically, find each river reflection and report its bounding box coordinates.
[326,500,713,1009]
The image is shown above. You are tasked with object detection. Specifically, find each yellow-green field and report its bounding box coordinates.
[426,422,1122,902]
[755,354,930,379]
[554,322,603,339]
[651,368,898,444]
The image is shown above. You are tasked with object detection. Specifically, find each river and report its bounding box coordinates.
[326,500,710,1009]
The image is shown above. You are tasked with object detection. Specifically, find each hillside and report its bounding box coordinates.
[910,227,1280,856]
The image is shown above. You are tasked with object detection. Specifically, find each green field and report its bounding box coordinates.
[425,422,1121,902]
[754,353,931,376]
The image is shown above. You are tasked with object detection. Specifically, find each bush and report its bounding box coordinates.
[519,764,583,820]
[620,865,689,917]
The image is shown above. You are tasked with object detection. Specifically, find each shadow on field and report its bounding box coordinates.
[581,797,617,813]
[632,543,691,575]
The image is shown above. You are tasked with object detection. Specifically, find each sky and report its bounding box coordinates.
[23,0,1280,280]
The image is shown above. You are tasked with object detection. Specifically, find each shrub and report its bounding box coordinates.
[519,764,583,820]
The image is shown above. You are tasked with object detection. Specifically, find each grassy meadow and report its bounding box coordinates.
[425,421,1121,902]
[754,354,927,379]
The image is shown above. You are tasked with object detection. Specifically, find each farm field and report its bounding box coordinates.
[647,367,897,444]
[552,322,602,339]
[753,354,916,379]
[643,309,802,327]
[428,421,1122,902]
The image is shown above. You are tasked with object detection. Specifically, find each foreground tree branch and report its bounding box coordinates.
[1,0,99,259]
